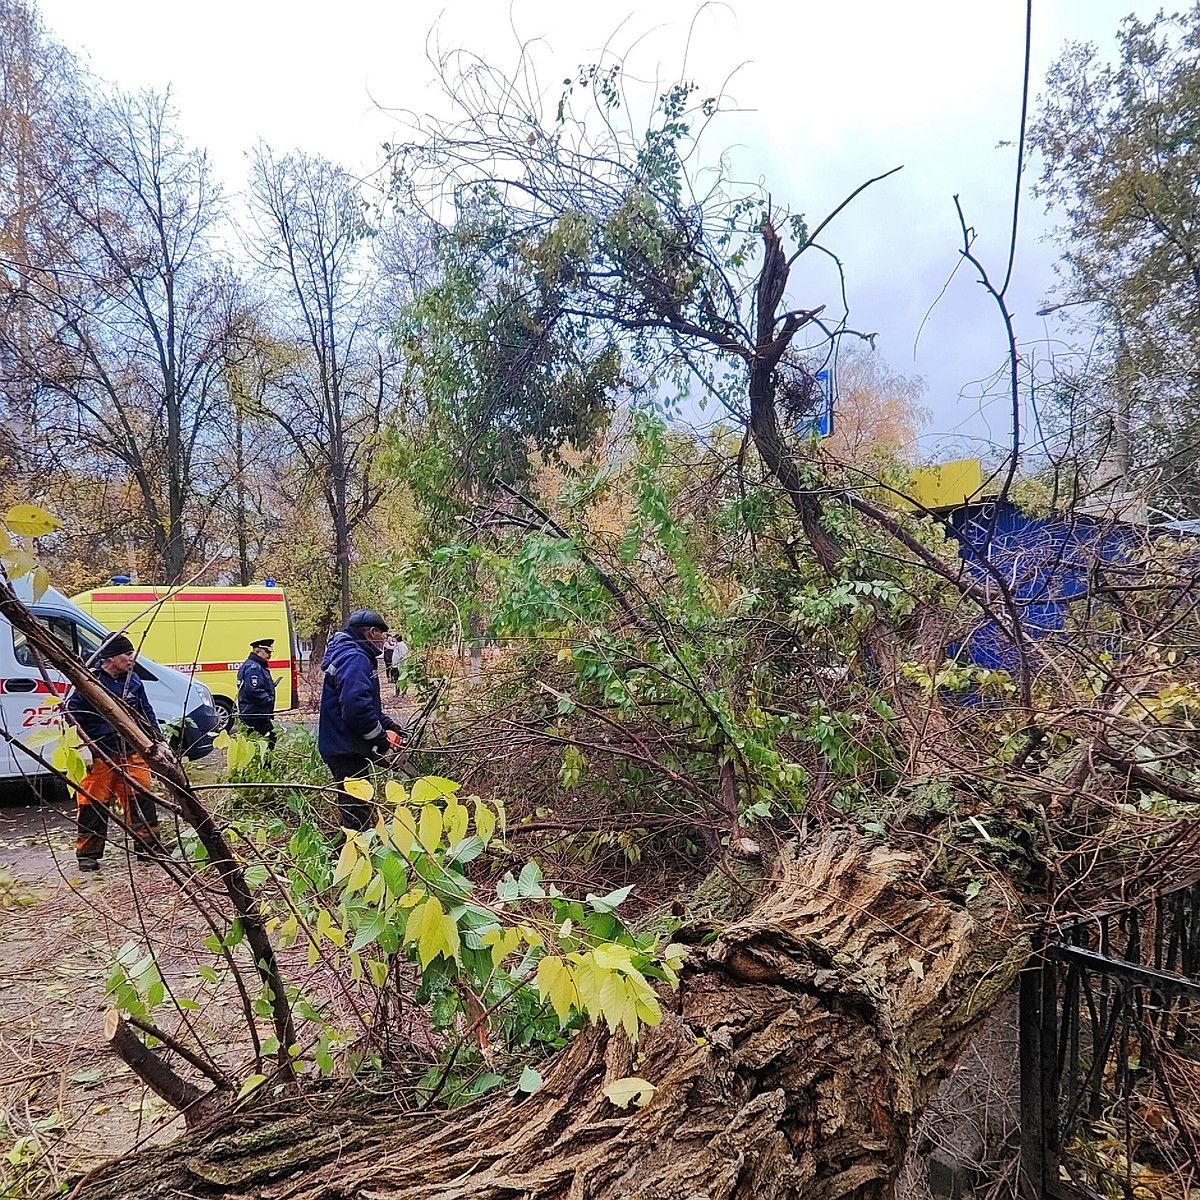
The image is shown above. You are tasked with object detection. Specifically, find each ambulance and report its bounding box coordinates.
[71,585,300,731]
[0,579,220,787]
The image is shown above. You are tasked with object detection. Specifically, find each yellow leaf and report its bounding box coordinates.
[31,565,49,600]
[404,895,459,968]
[384,779,408,805]
[228,736,256,772]
[367,958,389,987]
[418,803,442,853]
[345,854,373,895]
[5,504,61,537]
[602,1076,656,1109]
[390,807,417,856]
[473,797,496,846]
[598,967,625,1032]
[363,871,386,905]
[481,926,521,968]
[620,993,639,1041]
[410,776,460,805]
[213,730,231,750]
[373,815,393,849]
[25,727,63,749]
[571,955,603,1019]
[3,545,34,579]
[342,777,374,802]
[332,838,358,886]
[444,797,469,845]
[348,951,363,983]
[593,942,635,972]
[536,955,579,1024]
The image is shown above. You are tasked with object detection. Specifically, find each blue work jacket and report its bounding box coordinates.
[65,666,159,760]
[317,632,402,759]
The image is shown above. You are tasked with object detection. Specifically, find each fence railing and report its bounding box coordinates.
[1020,882,1200,1198]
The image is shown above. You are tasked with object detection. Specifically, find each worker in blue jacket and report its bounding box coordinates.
[65,634,163,871]
[237,637,278,752]
[318,609,405,830]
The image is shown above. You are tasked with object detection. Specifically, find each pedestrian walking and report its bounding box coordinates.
[65,634,164,871]
[382,633,409,696]
[237,637,278,753]
[318,610,406,830]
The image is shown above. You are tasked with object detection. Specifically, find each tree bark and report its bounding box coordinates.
[71,834,1025,1200]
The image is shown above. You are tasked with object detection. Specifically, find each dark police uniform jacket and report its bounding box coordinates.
[237,655,277,718]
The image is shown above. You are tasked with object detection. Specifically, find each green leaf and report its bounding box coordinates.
[585,884,634,913]
[244,864,270,888]
[517,1065,542,1094]
[236,1073,267,1101]
[446,835,484,865]
[517,861,545,898]
[350,910,388,952]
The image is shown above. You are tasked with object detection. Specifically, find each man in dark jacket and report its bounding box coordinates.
[317,609,405,830]
[65,634,163,871]
[237,637,278,752]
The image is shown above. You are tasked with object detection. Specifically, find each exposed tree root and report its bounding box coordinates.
[72,833,1025,1200]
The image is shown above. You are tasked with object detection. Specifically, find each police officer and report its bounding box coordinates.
[237,637,278,752]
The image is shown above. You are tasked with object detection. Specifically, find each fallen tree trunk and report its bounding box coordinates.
[72,833,1025,1200]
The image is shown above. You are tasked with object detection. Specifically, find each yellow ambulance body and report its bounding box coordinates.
[71,585,299,728]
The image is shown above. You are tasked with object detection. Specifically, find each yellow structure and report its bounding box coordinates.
[908,458,987,511]
[71,585,298,726]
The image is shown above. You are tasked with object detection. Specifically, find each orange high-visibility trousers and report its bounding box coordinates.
[75,756,160,862]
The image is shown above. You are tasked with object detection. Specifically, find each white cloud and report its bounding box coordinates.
[36,0,1161,447]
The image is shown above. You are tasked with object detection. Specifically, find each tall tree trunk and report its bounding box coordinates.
[234,409,251,585]
[71,835,1026,1200]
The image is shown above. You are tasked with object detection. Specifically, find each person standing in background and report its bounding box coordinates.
[65,634,164,871]
[237,637,278,753]
[318,610,406,830]
[383,633,409,696]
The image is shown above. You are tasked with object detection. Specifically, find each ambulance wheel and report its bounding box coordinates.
[213,697,234,732]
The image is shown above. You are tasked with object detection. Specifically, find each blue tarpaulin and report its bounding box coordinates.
[947,503,1135,671]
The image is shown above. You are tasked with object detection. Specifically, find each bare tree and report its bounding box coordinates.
[0,0,79,480]
[7,86,231,582]
[245,146,398,627]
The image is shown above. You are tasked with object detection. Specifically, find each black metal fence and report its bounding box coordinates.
[1020,882,1200,1198]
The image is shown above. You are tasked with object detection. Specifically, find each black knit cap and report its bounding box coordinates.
[346,608,388,632]
[99,634,135,659]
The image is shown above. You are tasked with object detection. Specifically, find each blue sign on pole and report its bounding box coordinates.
[795,369,833,439]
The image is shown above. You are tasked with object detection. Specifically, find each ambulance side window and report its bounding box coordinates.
[73,622,105,664]
[13,616,76,667]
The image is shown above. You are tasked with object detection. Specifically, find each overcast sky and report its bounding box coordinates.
[35,0,1164,456]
